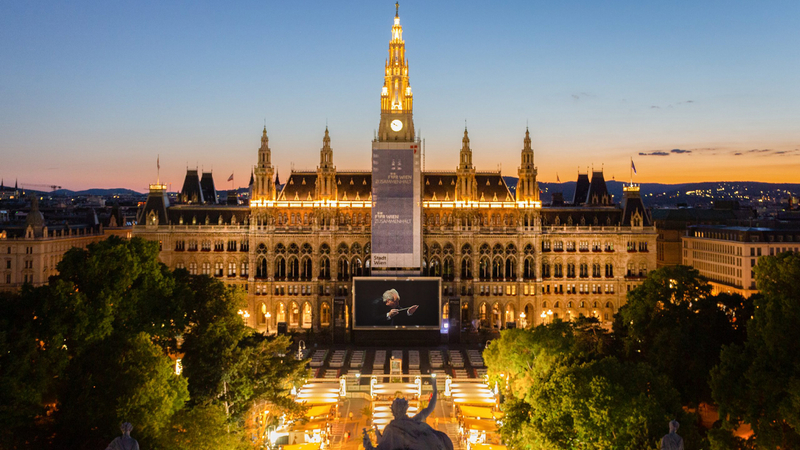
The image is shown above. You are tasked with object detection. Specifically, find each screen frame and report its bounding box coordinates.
[352,276,442,330]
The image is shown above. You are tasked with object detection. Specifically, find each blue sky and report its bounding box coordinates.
[1,0,799,191]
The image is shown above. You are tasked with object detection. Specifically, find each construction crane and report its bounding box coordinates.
[21,183,62,192]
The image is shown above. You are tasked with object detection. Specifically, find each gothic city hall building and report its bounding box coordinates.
[134,7,656,336]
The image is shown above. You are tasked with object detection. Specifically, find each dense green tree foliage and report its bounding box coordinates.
[0,237,306,450]
[614,265,751,405]
[710,252,800,449]
[484,319,696,449]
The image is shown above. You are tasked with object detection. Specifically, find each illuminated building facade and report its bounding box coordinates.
[682,224,800,297]
[134,7,657,334]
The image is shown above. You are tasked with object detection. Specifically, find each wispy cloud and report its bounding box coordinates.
[571,92,594,101]
[639,151,670,156]
[670,149,691,154]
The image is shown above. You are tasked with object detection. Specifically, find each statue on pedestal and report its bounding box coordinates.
[363,379,453,450]
[105,422,140,450]
[660,420,684,450]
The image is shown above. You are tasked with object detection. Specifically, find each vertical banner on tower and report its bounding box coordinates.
[371,143,421,269]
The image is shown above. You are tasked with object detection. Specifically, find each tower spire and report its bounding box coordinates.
[517,128,540,203]
[252,126,275,203]
[377,4,415,142]
[317,127,337,201]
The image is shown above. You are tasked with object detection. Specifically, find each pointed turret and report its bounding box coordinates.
[316,127,337,202]
[252,126,276,203]
[456,127,477,201]
[516,128,540,203]
[377,3,415,142]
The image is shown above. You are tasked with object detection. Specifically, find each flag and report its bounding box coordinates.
[556,173,560,182]
[157,155,160,170]
[227,173,234,182]
[631,159,637,175]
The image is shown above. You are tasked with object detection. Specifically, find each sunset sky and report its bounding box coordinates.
[1,1,799,192]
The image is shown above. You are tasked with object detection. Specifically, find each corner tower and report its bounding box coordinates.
[252,126,276,203]
[456,127,477,201]
[517,128,540,203]
[377,3,415,142]
[316,127,337,202]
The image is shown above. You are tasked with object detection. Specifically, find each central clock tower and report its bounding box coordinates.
[377,3,415,142]
[371,3,422,273]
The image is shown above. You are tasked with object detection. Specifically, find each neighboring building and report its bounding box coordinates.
[682,225,800,297]
[0,197,132,292]
[133,7,657,334]
[652,204,754,268]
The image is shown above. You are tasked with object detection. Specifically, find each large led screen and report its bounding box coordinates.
[371,143,421,268]
[353,277,441,329]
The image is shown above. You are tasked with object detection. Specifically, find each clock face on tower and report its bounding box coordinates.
[390,119,403,132]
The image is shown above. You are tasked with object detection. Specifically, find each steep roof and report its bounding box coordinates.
[180,170,204,203]
[573,173,590,205]
[586,171,611,205]
[200,172,218,204]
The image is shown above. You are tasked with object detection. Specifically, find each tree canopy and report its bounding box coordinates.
[0,236,306,450]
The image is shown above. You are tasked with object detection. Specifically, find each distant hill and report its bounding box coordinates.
[49,188,145,196]
[503,177,800,207]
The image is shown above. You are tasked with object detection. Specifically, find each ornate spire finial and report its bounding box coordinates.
[395,1,399,17]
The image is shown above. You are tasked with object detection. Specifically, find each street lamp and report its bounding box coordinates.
[265,311,272,334]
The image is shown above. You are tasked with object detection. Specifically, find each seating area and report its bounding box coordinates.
[429,350,444,368]
[373,350,387,372]
[329,350,348,368]
[350,350,365,368]
[309,350,328,368]
[467,349,485,368]
[448,350,465,368]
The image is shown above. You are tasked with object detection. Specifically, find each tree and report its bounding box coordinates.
[710,252,800,448]
[180,275,307,424]
[615,265,749,406]
[155,403,247,450]
[485,320,697,450]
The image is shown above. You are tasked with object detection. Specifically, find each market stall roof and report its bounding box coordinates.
[305,405,332,419]
[462,418,498,432]
[281,444,321,450]
[471,444,507,450]
[458,405,495,420]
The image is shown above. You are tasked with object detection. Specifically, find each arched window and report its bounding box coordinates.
[259,303,267,325]
[320,302,331,327]
[302,302,312,329]
[492,303,501,328]
[274,255,286,279]
[256,256,267,279]
[289,302,300,327]
[524,257,535,279]
[337,257,349,281]
[443,256,455,281]
[301,256,312,280]
[505,256,516,280]
[479,256,490,280]
[541,261,550,278]
[461,257,472,280]
[319,256,331,279]
[287,256,299,280]
[351,257,363,277]
[429,257,442,277]
[492,256,503,280]
[276,302,287,323]
[505,304,516,325]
